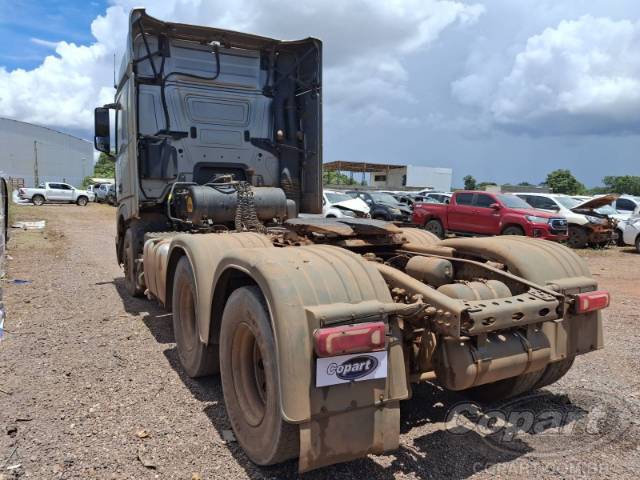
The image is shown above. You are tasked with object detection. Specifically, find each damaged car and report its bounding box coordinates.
[322,190,370,218]
[516,193,618,248]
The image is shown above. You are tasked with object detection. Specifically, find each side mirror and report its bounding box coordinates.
[490,203,501,210]
[94,107,112,155]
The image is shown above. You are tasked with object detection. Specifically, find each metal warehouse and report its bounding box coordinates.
[0,117,93,188]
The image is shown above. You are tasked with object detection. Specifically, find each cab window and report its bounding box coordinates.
[455,193,473,205]
[474,194,495,208]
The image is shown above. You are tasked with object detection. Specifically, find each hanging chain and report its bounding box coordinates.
[235,181,267,233]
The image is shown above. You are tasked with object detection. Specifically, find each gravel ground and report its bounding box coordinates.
[1,203,639,479]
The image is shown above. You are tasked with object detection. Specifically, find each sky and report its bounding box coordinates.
[0,0,639,187]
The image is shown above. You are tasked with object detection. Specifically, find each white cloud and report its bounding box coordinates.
[30,38,60,49]
[0,0,483,133]
[452,15,640,135]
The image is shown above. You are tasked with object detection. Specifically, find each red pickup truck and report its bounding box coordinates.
[412,190,569,241]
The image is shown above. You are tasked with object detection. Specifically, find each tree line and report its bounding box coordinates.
[463,170,640,196]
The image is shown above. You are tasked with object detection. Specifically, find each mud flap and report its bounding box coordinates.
[298,401,400,472]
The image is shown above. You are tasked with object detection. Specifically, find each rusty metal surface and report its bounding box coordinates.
[285,217,401,237]
[571,193,618,211]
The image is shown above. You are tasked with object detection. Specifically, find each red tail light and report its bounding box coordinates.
[574,290,610,313]
[313,321,386,357]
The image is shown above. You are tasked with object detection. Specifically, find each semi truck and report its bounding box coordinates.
[94,9,608,472]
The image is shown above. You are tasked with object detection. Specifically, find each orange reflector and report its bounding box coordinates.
[574,290,610,313]
[313,322,386,357]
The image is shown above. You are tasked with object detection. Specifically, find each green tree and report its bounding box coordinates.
[517,181,534,186]
[93,153,115,178]
[545,169,585,195]
[602,176,640,195]
[322,170,361,186]
[463,175,477,190]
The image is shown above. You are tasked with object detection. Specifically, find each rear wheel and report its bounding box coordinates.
[172,257,218,377]
[122,228,144,297]
[533,356,575,390]
[502,225,524,236]
[32,194,44,206]
[76,196,88,206]
[424,219,444,239]
[463,368,545,403]
[567,225,588,248]
[220,286,299,465]
[635,235,640,253]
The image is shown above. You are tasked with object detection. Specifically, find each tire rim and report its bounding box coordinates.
[231,323,267,427]
[426,222,442,237]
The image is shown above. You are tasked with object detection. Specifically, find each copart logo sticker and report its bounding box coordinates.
[316,351,387,387]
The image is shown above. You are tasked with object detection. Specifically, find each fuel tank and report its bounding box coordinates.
[176,185,289,225]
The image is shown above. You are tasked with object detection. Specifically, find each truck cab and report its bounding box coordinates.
[94,8,322,294]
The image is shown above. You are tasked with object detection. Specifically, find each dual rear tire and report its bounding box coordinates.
[171,258,298,464]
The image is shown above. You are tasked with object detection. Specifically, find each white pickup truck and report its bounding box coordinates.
[18,182,94,206]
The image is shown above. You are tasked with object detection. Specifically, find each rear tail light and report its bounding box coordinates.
[573,290,610,313]
[314,321,386,357]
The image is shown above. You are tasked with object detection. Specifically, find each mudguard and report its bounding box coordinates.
[439,236,591,284]
[144,232,273,343]
[439,236,603,361]
[210,245,408,471]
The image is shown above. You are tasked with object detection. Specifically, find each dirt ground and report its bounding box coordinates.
[1,203,640,479]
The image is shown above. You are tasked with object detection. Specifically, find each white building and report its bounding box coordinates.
[0,117,93,188]
[369,165,452,192]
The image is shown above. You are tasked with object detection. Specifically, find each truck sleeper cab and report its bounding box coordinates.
[95,9,608,473]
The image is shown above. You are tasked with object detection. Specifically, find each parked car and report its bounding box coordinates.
[622,215,640,252]
[322,190,369,218]
[95,183,114,203]
[609,195,640,215]
[391,193,416,208]
[345,191,412,222]
[412,190,568,241]
[18,182,94,206]
[421,192,452,204]
[106,184,117,205]
[516,193,618,248]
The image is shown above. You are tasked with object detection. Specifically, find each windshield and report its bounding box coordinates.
[325,192,353,203]
[555,196,580,208]
[496,194,532,209]
[370,192,400,205]
[596,205,617,215]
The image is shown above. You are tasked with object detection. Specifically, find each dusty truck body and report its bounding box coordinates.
[95,9,609,472]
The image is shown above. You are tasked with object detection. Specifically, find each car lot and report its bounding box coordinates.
[1,203,639,479]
